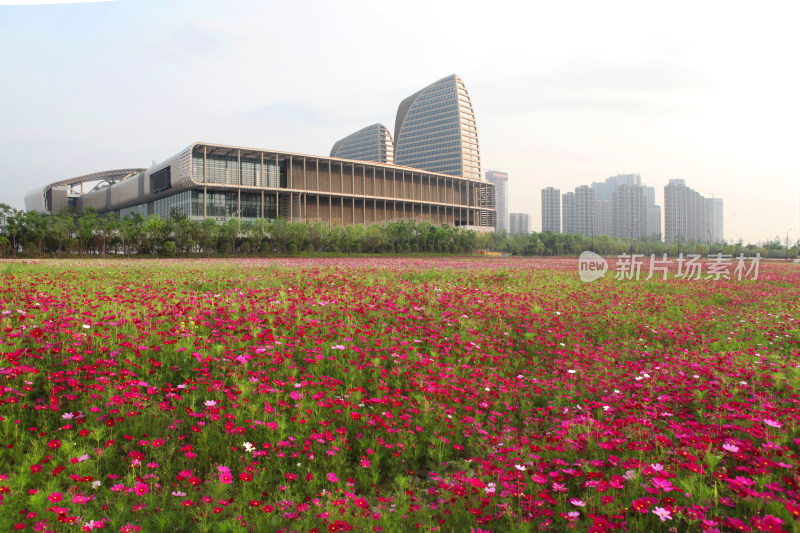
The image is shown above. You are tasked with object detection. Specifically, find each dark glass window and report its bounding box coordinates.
[151,167,171,193]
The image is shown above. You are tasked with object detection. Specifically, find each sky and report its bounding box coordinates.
[0,0,798,243]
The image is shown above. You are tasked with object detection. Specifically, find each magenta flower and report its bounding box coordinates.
[652,477,675,492]
[327,472,339,483]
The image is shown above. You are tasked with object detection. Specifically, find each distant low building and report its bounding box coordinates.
[509,212,531,235]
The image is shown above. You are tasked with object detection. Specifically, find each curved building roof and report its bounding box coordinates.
[330,123,394,164]
[393,74,481,180]
[24,168,146,214]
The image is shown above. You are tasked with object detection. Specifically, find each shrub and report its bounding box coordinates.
[162,241,177,257]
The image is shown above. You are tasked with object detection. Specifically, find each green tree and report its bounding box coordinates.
[220,219,241,254]
[51,211,73,254]
[141,214,166,254]
[363,224,385,253]
[119,213,144,255]
[0,236,10,258]
[23,210,49,256]
[96,212,118,255]
[0,203,14,238]
[199,218,219,255]
[247,218,270,254]
[77,207,98,255]
[269,218,290,255]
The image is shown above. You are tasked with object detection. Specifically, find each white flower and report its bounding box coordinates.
[82,324,91,329]
[567,369,576,374]
[514,464,527,471]
[243,442,255,453]
[91,480,101,489]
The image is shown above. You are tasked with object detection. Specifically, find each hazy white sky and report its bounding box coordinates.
[0,0,797,243]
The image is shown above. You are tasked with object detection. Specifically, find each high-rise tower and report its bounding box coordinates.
[485,171,509,232]
[330,123,394,164]
[394,74,481,180]
[541,187,561,233]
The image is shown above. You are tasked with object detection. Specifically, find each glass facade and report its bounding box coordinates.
[120,203,147,219]
[192,153,278,187]
[153,190,196,219]
[118,190,277,222]
[330,124,394,164]
[394,75,481,180]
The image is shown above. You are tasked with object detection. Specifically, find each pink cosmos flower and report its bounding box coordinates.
[652,477,675,492]
[569,499,586,507]
[327,472,339,483]
[652,506,672,521]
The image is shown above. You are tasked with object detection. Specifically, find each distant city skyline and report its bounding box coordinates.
[0,1,797,243]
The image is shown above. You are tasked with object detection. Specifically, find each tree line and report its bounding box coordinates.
[0,203,795,259]
[0,204,480,256]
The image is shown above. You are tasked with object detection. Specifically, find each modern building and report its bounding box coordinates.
[710,198,723,243]
[664,179,721,244]
[24,142,496,230]
[574,185,596,237]
[330,123,394,164]
[393,74,481,180]
[595,199,612,238]
[562,191,575,235]
[540,187,561,233]
[592,174,641,201]
[486,171,509,232]
[611,184,648,240]
[647,204,662,240]
[509,213,531,235]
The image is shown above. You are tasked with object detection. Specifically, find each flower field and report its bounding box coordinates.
[0,257,799,533]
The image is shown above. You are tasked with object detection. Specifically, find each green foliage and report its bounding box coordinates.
[162,241,178,256]
[0,204,794,258]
